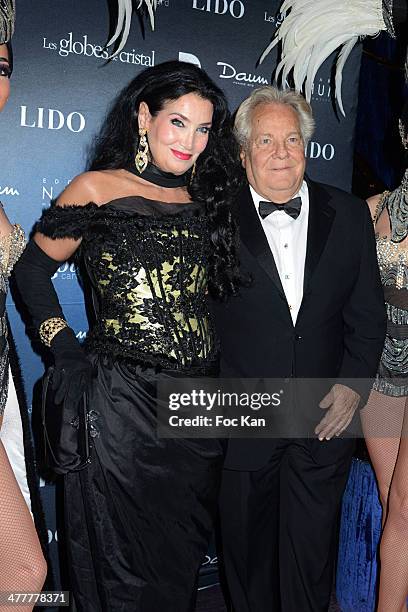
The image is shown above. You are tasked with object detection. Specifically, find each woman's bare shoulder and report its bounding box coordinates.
[56,170,121,208]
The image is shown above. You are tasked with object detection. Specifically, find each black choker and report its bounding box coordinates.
[125,162,189,188]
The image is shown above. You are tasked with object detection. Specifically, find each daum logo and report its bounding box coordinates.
[20,107,86,133]
[217,62,269,87]
[0,185,19,196]
[43,32,155,67]
[192,0,245,18]
[307,141,335,161]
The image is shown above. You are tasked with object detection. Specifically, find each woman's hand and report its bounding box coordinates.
[50,327,95,406]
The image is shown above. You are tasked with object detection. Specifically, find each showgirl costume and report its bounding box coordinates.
[0,222,26,414]
[0,220,31,504]
[0,0,48,585]
[373,170,408,397]
[16,166,224,612]
[0,210,48,549]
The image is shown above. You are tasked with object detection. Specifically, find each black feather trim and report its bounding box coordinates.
[35,203,99,240]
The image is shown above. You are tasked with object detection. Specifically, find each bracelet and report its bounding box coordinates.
[39,317,68,347]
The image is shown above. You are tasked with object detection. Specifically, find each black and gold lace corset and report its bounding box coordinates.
[37,197,218,374]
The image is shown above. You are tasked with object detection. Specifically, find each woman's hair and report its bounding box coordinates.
[234,86,315,149]
[88,60,241,300]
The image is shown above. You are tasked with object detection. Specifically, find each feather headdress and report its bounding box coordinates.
[260,0,395,116]
[107,0,157,57]
[0,0,15,44]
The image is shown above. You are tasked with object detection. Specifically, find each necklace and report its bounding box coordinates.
[125,161,189,188]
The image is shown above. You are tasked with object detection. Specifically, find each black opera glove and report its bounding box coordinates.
[14,239,95,403]
[50,327,95,406]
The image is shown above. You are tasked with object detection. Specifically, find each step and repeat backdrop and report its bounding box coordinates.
[0,0,362,594]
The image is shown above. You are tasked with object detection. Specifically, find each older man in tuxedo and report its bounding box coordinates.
[212,87,386,612]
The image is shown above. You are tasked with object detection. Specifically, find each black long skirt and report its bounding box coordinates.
[64,355,224,612]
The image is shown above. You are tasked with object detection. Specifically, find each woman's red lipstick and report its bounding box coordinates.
[171,149,192,160]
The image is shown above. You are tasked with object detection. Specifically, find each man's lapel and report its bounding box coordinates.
[237,185,285,298]
[302,178,336,297]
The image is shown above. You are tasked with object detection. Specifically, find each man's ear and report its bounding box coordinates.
[137,101,152,131]
[240,148,246,168]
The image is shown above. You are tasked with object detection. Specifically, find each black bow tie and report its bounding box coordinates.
[259,197,302,220]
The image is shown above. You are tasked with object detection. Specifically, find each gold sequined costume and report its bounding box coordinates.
[373,170,408,396]
[0,219,25,416]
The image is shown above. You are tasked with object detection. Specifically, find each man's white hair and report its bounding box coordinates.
[234,86,315,150]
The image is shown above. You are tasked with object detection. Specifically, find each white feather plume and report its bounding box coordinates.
[261,0,388,116]
[107,0,158,57]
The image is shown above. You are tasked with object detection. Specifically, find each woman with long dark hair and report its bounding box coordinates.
[0,5,47,607]
[15,60,241,611]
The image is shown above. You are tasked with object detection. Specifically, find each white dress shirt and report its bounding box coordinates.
[250,180,309,324]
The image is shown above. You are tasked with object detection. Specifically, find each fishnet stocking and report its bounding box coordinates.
[0,440,46,611]
[361,391,408,611]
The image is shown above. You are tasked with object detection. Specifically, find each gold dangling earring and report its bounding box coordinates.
[189,161,196,185]
[135,129,149,174]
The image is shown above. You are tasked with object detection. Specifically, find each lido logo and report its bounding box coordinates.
[20,106,86,133]
[192,0,245,18]
[307,141,335,161]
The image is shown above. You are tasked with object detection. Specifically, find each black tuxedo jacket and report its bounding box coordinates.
[212,179,386,470]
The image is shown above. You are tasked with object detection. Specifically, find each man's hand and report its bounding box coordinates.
[315,384,360,441]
